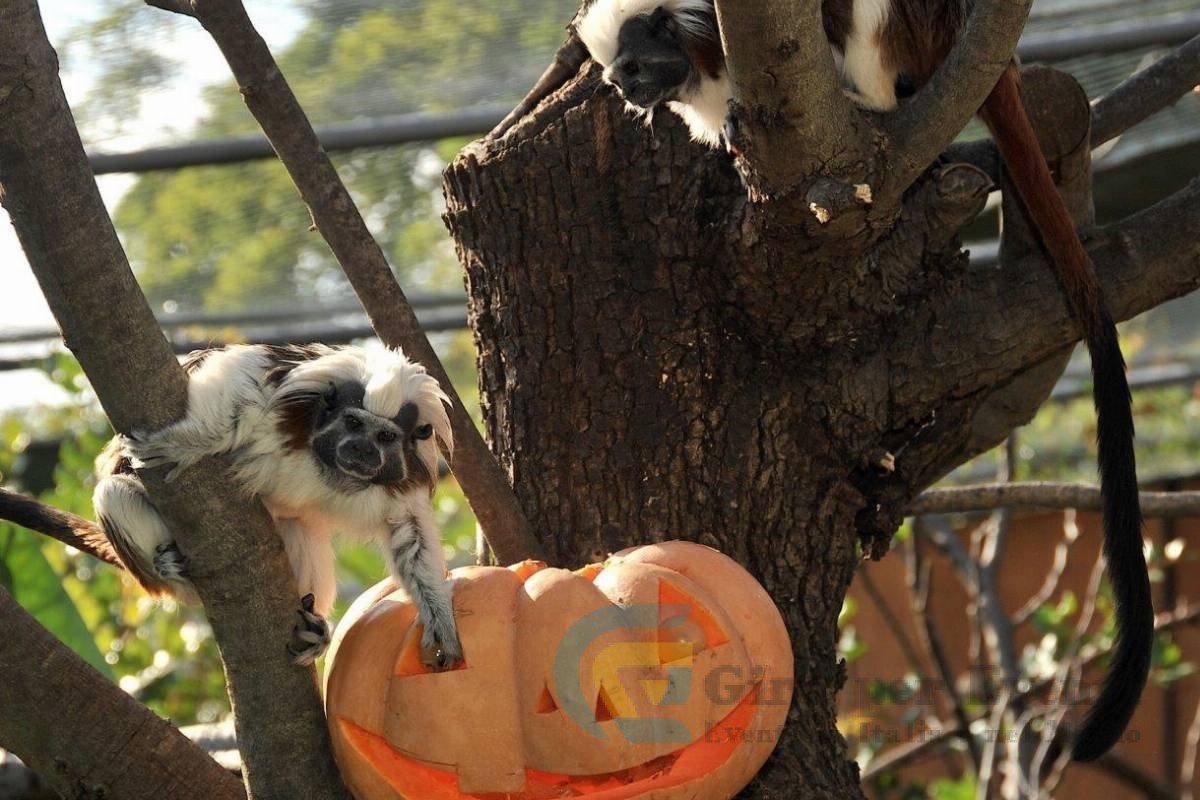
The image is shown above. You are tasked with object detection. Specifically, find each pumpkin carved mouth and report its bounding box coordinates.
[337,685,761,800]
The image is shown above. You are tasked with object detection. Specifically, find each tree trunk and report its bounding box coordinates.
[442,45,1200,793]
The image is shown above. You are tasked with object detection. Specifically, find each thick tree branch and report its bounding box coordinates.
[0,488,120,567]
[150,0,543,564]
[714,0,864,190]
[899,175,1200,412]
[0,588,244,800]
[910,482,1200,518]
[884,1,1033,200]
[0,4,349,799]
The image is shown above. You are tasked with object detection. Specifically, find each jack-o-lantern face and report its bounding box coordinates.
[324,541,794,800]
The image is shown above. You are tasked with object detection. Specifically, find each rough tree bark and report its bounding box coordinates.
[443,10,1200,799]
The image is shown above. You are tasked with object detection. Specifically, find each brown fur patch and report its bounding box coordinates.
[275,392,322,452]
[180,346,224,375]
[822,0,853,49]
[262,343,330,387]
[875,0,967,85]
[680,25,725,79]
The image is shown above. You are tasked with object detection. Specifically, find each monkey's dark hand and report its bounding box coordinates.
[420,615,463,671]
[289,593,332,666]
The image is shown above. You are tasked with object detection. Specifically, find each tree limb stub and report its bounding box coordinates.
[0,4,350,799]
[152,0,544,564]
[0,588,246,800]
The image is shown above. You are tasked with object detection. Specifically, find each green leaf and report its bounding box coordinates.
[930,776,978,800]
[0,524,112,677]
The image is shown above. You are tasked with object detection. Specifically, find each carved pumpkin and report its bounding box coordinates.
[324,541,794,800]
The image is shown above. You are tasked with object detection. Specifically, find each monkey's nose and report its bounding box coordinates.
[337,440,382,476]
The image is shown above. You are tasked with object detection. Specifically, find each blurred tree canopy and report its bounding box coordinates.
[75,0,576,312]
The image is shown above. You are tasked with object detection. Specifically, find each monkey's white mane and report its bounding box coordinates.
[271,346,453,476]
[577,0,716,67]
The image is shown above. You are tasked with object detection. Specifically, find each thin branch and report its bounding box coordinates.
[944,33,1200,190]
[856,564,929,684]
[1012,509,1079,626]
[0,4,350,798]
[0,588,244,800]
[864,602,1200,779]
[489,32,588,141]
[152,0,544,564]
[903,533,983,771]
[1182,699,1200,800]
[1091,32,1200,146]
[0,488,121,567]
[713,0,863,189]
[910,482,1200,518]
[884,1,1033,200]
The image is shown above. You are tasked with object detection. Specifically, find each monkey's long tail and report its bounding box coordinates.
[980,66,1153,762]
[0,488,121,568]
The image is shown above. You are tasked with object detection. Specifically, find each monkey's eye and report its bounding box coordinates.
[377,430,398,444]
[413,424,434,441]
[344,415,363,431]
[324,383,338,405]
[621,60,641,77]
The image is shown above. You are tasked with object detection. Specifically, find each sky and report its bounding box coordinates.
[0,1,302,408]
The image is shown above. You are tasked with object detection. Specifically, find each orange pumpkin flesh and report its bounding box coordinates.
[325,542,793,800]
[337,687,760,800]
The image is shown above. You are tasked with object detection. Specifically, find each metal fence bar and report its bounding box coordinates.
[81,17,1200,177]
[0,293,466,345]
[88,106,510,175]
[1017,13,1200,62]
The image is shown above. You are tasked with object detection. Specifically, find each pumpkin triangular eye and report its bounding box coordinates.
[594,683,621,722]
[658,580,730,664]
[537,683,559,714]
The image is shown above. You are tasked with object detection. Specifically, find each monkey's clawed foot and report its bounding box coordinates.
[288,593,331,666]
[153,543,189,581]
[420,618,463,671]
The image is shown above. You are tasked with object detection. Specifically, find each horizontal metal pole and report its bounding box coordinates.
[0,293,465,344]
[88,106,510,175]
[1017,13,1200,62]
[81,16,1200,177]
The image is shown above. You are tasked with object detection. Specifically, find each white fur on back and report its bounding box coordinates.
[577,0,715,67]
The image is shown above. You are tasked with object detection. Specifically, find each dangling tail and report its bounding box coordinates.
[980,66,1153,762]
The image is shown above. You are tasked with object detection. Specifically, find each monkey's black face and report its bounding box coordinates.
[310,383,434,491]
[606,8,695,109]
